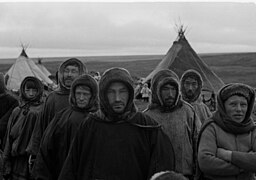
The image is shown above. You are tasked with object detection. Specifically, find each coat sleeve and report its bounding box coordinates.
[230,129,256,172]
[2,108,19,176]
[32,119,58,180]
[0,101,18,144]
[58,120,93,180]
[198,125,241,176]
[27,96,55,156]
[147,128,175,179]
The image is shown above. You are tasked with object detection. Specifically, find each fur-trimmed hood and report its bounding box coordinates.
[181,69,203,103]
[20,76,43,104]
[148,69,182,112]
[98,67,137,121]
[69,74,99,112]
[57,58,87,93]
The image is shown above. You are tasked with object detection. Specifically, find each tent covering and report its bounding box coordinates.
[143,30,225,94]
[36,58,51,77]
[5,48,54,91]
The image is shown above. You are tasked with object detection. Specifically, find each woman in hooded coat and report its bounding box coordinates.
[2,76,43,180]
[197,83,256,180]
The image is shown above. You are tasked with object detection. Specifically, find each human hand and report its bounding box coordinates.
[217,148,232,162]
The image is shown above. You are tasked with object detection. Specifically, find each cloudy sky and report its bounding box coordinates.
[0,1,256,58]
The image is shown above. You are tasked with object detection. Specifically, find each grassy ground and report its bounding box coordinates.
[1,52,255,87]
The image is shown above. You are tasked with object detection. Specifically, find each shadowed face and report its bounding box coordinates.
[183,77,198,98]
[63,65,79,87]
[107,82,129,114]
[224,95,248,123]
[160,83,177,107]
[24,87,38,99]
[75,86,92,108]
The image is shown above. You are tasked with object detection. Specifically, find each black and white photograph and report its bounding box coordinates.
[0,0,256,180]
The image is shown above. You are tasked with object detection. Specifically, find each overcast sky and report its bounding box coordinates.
[0,1,256,58]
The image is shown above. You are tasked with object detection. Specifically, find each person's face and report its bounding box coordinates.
[160,83,177,107]
[25,87,38,99]
[183,77,198,98]
[224,95,248,123]
[107,82,129,114]
[75,86,92,108]
[63,65,79,87]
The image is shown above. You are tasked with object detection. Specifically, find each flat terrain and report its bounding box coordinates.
[1,52,256,88]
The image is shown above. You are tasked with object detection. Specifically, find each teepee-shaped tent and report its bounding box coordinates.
[143,28,225,94]
[5,48,54,91]
[36,58,51,77]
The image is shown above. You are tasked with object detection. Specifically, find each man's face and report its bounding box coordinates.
[25,87,38,99]
[75,86,92,108]
[107,82,129,114]
[160,83,177,107]
[183,77,198,98]
[63,65,79,87]
[224,95,248,123]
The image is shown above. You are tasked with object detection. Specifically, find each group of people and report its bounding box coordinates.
[0,57,255,180]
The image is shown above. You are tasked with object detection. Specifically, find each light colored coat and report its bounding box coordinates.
[198,122,256,180]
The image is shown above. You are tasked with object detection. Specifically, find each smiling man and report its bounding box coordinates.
[58,67,175,180]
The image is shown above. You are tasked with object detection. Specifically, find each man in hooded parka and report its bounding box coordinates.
[2,76,44,180]
[58,67,175,180]
[181,69,212,124]
[0,73,18,149]
[144,69,201,180]
[26,58,87,156]
[31,74,99,180]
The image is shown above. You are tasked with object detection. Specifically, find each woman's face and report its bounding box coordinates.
[224,95,248,123]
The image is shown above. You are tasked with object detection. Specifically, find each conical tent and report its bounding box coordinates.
[143,30,225,94]
[36,58,51,77]
[5,48,54,91]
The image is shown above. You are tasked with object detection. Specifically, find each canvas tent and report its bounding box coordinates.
[143,29,225,95]
[5,48,55,91]
[36,58,51,77]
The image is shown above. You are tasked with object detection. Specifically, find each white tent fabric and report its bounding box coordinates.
[5,49,54,91]
[36,60,51,77]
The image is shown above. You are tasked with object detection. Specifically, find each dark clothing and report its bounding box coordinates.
[58,68,175,180]
[58,112,175,180]
[32,74,99,180]
[27,91,70,156]
[32,107,89,180]
[27,58,87,156]
[2,76,43,180]
[0,93,18,148]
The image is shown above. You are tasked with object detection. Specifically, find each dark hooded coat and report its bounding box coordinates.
[2,76,43,180]
[144,69,201,178]
[58,67,175,180]
[27,58,87,156]
[181,69,212,124]
[198,83,256,180]
[0,73,18,149]
[32,74,99,180]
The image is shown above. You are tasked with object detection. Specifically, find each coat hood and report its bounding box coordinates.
[99,67,137,121]
[20,76,43,104]
[69,74,99,112]
[57,58,87,93]
[0,72,6,95]
[213,83,255,134]
[181,69,203,103]
[149,69,182,112]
